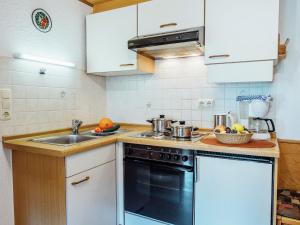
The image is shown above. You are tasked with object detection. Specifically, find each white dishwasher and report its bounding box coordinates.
[194,152,274,225]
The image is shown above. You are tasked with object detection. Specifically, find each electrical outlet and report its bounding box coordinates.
[198,99,214,108]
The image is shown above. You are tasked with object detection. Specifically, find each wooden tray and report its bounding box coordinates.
[201,137,276,148]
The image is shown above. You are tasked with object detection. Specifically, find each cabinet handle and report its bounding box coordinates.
[120,64,134,67]
[209,54,230,59]
[71,176,90,186]
[195,157,200,183]
[160,23,178,28]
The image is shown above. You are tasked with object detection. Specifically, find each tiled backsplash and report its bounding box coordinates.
[0,57,107,137]
[107,57,275,128]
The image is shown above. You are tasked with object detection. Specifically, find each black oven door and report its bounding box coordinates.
[124,158,194,225]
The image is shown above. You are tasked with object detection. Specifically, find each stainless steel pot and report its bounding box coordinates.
[147,115,177,133]
[170,121,199,138]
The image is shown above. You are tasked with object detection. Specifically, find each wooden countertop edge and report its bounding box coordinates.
[278,138,300,144]
[117,136,280,158]
[2,122,150,141]
[2,124,280,158]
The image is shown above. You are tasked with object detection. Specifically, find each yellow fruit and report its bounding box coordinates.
[231,123,245,133]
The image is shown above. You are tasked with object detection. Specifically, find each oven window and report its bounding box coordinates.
[124,159,193,225]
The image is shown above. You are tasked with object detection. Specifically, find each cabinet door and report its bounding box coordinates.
[66,161,116,225]
[205,0,279,64]
[207,60,274,83]
[86,6,137,73]
[194,156,273,225]
[138,0,204,36]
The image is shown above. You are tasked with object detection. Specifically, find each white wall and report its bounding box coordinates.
[274,0,300,140]
[0,1,106,225]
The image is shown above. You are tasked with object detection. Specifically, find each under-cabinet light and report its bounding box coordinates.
[13,53,76,68]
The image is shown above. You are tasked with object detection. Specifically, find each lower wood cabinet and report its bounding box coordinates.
[12,144,116,225]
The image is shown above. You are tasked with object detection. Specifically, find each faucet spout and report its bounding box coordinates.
[72,119,83,135]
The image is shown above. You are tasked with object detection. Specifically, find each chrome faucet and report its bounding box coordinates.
[72,119,83,135]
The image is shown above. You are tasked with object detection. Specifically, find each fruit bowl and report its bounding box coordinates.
[214,132,253,145]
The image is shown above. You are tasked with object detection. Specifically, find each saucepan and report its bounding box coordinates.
[147,115,177,133]
[169,121,199,138]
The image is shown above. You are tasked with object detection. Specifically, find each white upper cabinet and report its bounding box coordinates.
[86,5,154,76]
[138,0,204,36]
[205,0,279,65]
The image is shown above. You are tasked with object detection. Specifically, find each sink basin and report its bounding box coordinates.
[32,135,98,146]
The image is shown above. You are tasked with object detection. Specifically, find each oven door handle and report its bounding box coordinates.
[124,158,193,173]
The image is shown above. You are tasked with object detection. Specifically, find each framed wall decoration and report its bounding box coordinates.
[32,8,52,33]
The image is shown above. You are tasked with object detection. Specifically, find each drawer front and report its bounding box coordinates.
[66,144,116,177]
[207,60,274,83]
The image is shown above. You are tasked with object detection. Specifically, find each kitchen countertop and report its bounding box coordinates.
[2,124,280,158]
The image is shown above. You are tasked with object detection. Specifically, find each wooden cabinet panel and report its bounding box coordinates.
[12,151,66,225]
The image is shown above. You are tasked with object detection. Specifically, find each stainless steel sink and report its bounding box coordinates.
[32,135,98,146]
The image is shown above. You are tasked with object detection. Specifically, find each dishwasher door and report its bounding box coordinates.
[194,153,273,225]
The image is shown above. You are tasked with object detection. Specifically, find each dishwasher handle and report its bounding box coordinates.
[195,156,201,183]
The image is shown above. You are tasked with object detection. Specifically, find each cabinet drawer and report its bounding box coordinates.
[65,144,116,177]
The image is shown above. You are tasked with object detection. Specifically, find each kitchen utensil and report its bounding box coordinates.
[170,121,199,138]
[249,100,270,118]
[214,132,253,144]
[213,112,235,129]
[147,115,177,133]
[237,95,272,128]
[91,130,118,136]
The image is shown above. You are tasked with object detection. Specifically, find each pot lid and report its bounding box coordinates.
[172,121,193,128]
[152,115,170,121]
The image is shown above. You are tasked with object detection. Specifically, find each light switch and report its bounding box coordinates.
[2,100,10,109]
[1,110,11,120]
[0,89,12,121]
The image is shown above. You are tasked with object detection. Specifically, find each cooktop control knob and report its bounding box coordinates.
[127,149,133,154]
[173,155,180,161]
[159,153,165,159]
[182,156,189,162]
[166,154,172,160]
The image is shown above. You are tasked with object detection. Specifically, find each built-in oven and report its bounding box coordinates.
[124,144,194,225]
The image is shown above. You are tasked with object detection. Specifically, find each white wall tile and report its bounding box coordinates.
[0,58,107,137]
[106,57,274,127]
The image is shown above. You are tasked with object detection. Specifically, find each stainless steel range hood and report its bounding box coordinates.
[128,27,205,60]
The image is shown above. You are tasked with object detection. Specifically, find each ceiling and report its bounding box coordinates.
[80,0,151,13]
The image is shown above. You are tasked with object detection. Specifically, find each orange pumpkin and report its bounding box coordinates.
[99,118,114,130]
